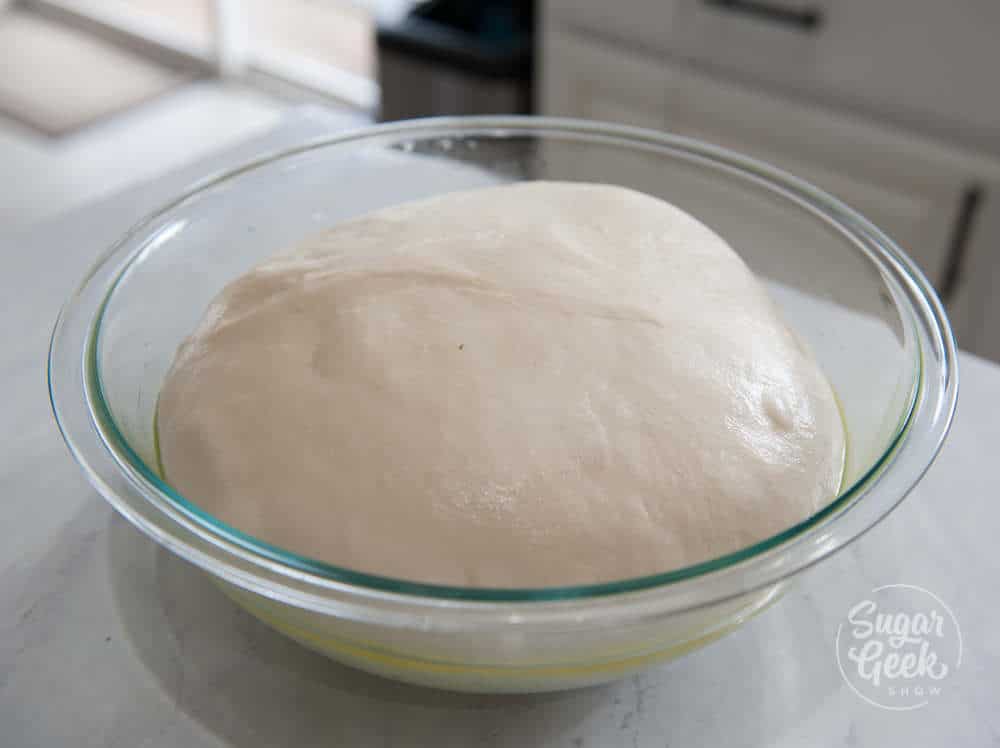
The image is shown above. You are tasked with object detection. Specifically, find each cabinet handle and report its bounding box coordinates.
[940,185,984,303]
[703,0,824,32]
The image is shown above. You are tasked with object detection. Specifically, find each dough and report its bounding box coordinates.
[157,182,845,587]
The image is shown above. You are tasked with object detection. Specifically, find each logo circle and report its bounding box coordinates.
[835,584,962,711]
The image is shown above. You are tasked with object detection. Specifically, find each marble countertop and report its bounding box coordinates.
[2,110,998,747]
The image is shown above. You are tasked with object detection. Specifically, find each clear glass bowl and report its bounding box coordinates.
[49,117,957,692]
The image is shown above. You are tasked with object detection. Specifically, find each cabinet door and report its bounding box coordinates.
[669,0,829,98]
[656,61,972,288]
[646,0,1000,148]
[539,29,974,289]
[814,0,1000,147]
[539,29,667,130]
[539,30,676,198]
[543,0,678,61]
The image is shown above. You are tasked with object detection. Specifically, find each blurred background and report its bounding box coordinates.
[1,0,998,359]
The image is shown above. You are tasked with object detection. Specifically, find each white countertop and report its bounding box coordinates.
[2,110,998,747]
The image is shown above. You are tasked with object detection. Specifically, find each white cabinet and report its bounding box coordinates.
[540,30,666,130]
[655,61,976,288]
[543,0,679,56]
[540,29,980,289]
[545,0,1000,150]
[538,14,1000,359]
[667,0,831,98]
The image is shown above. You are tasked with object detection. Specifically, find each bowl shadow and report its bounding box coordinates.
[107,509,844,746]
[106,513,614,746]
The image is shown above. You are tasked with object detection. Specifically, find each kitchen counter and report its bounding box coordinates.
[2,110,998,747]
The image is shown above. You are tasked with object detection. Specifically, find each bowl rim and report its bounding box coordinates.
[49,116,958,624]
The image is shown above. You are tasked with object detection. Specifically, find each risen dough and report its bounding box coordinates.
[158,182,844,587]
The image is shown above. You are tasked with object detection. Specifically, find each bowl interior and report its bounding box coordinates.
[89,125,919,596]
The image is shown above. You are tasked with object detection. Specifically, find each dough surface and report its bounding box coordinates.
[157,182,845,587]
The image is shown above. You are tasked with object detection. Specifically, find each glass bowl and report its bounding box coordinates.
[49,117,957,692]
